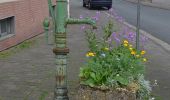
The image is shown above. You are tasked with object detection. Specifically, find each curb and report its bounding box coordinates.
[123,22,170,52]
[126,0,170,10]
[105,12,170,52]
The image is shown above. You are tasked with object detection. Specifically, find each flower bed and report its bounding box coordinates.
[77,18,152,99]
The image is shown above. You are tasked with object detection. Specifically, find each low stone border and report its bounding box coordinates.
[76,85,136,100]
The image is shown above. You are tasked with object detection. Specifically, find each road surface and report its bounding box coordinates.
[112,0,170,44]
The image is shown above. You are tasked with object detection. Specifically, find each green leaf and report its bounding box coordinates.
[85,78,95,87]
[79,67,84,77]
[90,72,96,81]
[115,76,129,86]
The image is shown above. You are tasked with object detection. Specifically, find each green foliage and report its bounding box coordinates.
[103,20,120,40]
[103,20,114,41]
[80,21,152,99]
[85,29,98,52]
[39,91,49,100]
[80,45,145,88]
[137,74,152,100]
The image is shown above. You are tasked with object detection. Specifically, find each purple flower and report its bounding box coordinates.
[140,35,149,47]
[115,37,120,43]
[114,13,118,17]
[95,12,100,21]
[80,26,86,30]
[111,32,120,44]
[111,32,117,38]
[127,32,135,41]
[96,11,100,15]
[117,17,124,22]
[79,15,83,19]
[92,16,99,21]
[115,16,119,20]
[109,8,113,12]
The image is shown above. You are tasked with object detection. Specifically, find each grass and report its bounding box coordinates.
[0,39,36,59]
[39,91,49,100]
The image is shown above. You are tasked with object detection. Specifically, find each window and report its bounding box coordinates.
[0,17,14,38]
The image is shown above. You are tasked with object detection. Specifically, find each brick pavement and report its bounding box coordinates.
[0,36,55,100]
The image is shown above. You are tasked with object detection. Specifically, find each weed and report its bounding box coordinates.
[0,40,36,59]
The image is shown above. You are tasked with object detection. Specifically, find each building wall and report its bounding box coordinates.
[0,0,50,51]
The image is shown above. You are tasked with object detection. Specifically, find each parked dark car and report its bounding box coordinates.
[83,0,112,9]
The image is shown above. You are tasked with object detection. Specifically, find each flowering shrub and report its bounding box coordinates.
[79,20,151,99]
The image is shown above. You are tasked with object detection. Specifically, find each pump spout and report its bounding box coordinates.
[66,18,97,29]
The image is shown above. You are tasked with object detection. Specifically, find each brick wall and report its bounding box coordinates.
[0,0,50,51]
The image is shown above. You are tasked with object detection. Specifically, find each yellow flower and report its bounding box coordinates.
[104,47,109,51]
[124,43,128,47]
[143,58,147,62]
[141,50,146,55]
[129,47,133,51]
[131,51,136,55]
[136,55,140,58]
[88,52,95,56]
[86,52,95,57]
[86,53,89,57]
[123,40,129,44]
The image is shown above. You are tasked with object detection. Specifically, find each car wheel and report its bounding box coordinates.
[83,0,86,7]
[88,1,92,9]
[107,6,112,10]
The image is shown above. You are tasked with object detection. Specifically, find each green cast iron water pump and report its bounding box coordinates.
[43,0,96,99]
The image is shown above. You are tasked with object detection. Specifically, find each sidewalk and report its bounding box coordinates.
[0,35,55,100]
[126,0,170,10]
[0,10,170,100]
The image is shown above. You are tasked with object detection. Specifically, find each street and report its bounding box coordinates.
[112,0,170,44]
[0,0,170,100]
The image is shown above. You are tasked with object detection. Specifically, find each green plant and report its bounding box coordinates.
[137,74,152,100]
[39,91,49,100]
[0,96,2,100]
[79,21,151,99]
